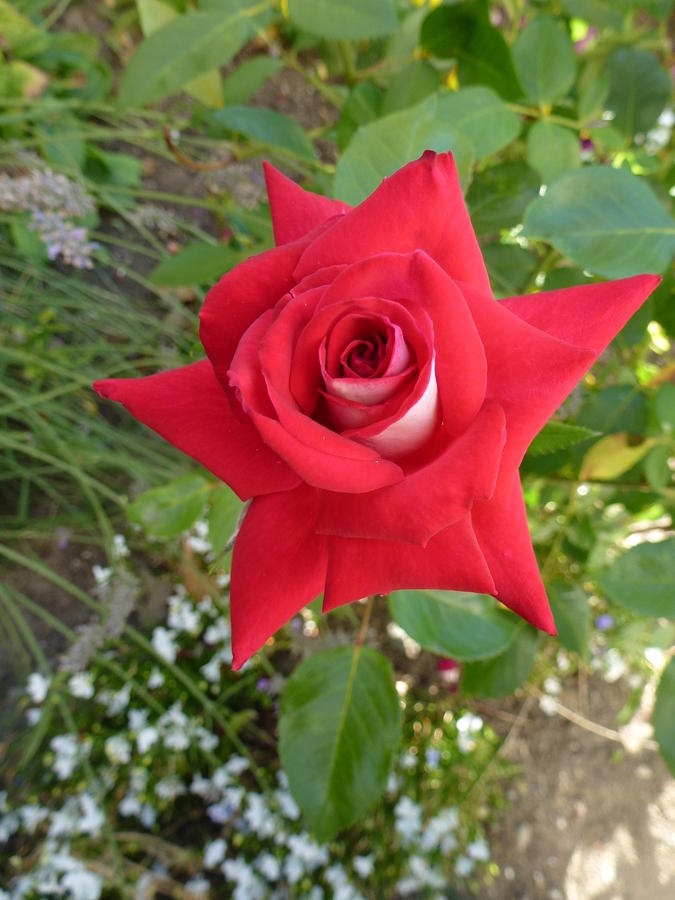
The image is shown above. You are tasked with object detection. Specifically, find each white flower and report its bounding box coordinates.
[136,726,159,754]
[225,755,248,776]
[100,683,131,716]
[18,804,49,834]
[400,751,417,770]
[353,854,375,878]
[420,807,459,852]
[204,617,231,646]
[185,876,210,896]
[286,833,329,870]
[456,713,483,754]
[155,775,186,801]
[26,708,42,725]
[255,851,281,881]
[139,803,156,828]
[539,694,558,716]
[60,869,102,900]
[113,534,129,558]
[556,650,571,672]
[394,796,422,845]
[105,735,132,765]
[118,794,141,817]
[409,855,445,888]
[196,727,219,753]
[27,672,50,703]
[543,676,562,695]
[69,672,95,699]
[274,788,300,821]
[204,838,227,868]
[79,794,104,835]
[152,626,178,663]
[147,667,164,689]
[92,565,111,586]
[222,858,265,900]
[50,734,82,779]
[603,648,627,683]
[283,854,304,885]
[244,794,276,838]
[168,595,201,634]
[644,646,666,669]
[467,837,490,861]
[455,855,475,877]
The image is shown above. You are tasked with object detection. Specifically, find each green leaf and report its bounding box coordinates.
[207,484,242,557]
[86,147,143,187]
[381,61,441,116]
[549,582,590,659]
[211,106,315,161]
[287,0,397,40]
[522,166,675,278]
[149,242,235,286]
[222,56,284,105]
[654,383,675,433]
[118,9,254,107]
[10,219,47,262]
[420,3,521,100]
[559,0,622,29]
[435,86,522,159]
[513,15,576,107]
[467,161,540,236]
[279,646,401,840]
[644,444,672,491]
[38,115,86,170]
[462,624,540,698]
[389,590,519,661]
[483,243,537,297]
[127,473,210,539]
[528,421,600,456]
[136,0,224,107]
[337,81,382,151]
[333,95,474,206]
[580,433,656,480]
[598,539,675,618]
[605,48,671,136]
[526,120,580,184]
[653,656,675,775]
[577,69,610,123]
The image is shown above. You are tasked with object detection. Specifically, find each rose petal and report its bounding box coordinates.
[317,253,488,439]
[461,282,595,500]
[263,161,350,245]
[500,274,661,353]
[199,240,306,393]
[354,358,439,458]
[93,361,300,500]
[322,515,495,611]
[472,478,556,633]
[230,484,327,668]
[317,401,506,545]
[295,151,491,294]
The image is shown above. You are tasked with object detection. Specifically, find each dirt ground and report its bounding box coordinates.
[483,679,674,900]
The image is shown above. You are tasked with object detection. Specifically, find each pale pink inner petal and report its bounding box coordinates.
[358,359,440,458]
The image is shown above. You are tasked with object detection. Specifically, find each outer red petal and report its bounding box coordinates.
[294,151,491,294]
[199,239,306,393]
[230,484,327,669]
[461,284,595,499]
[263,161,350,245]
[500,274,661,352]
[93,361,300,500]
[316,401,506,545]
[472,478,556,633]
[322,516,495,612]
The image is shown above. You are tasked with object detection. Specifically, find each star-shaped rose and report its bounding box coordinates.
[95,152,660,669]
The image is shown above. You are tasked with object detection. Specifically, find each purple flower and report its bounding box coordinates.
[595,614,615,631]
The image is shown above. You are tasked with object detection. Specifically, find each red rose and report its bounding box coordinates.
[95,152,659,669]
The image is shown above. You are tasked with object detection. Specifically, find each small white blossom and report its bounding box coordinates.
[167,594,201,634]
[152,626,178,663]
[286,833,329,870]
[255,851,281,881]
[147,667,165,689]
[112,534,129,558]
[456,713,483,753]
[244,794,276,838]
[26,708,42,725]
[455,855,475,877]
[155,775,186,801]
[136,726,159,754]
[539,694,559,716]
[467,837,490,861]
[353,854,375,878]
[69,672,95,699]
[50,734,82,780]
[204,838,227,868]
[185,876,210,896]
[18,804,49,834]
[60,869,103,900]
[394,796,422,845]
[92,565,111,586]
[105,735,132,765]
[275,788,300,821]
[27,672,50,703]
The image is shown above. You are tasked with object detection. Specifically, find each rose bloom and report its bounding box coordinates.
[95,152,659,668]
